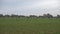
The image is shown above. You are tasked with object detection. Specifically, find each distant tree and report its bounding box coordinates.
[46,13,53,18]
[43,14,47,18]
[4,14,10,17]
[29,15,37,18]
[56,15,60,18]
[0,14,3,17]
[11,14,18,17]
[38,16,44,18]
[18,15,25,17]
[43,13,53,18]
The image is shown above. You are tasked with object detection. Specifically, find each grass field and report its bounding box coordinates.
[0,17,60,34]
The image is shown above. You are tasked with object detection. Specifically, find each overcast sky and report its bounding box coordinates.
[0,0,60,16]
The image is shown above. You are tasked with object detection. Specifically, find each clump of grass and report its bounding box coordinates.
[0,18,60,34]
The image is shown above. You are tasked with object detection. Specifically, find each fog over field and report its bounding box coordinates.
[0,0,60,16]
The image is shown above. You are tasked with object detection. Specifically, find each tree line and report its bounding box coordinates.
[0,13,60,18]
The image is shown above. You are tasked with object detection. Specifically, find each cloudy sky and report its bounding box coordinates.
[0,0,60,16]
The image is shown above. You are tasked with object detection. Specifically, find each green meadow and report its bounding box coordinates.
[0,17,60,34]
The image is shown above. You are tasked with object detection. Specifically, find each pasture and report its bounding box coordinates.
[0,17,60,34]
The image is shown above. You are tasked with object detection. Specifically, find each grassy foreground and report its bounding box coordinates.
[0,17,60,34]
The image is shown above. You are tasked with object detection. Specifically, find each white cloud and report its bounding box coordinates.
[0,0,60,16]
